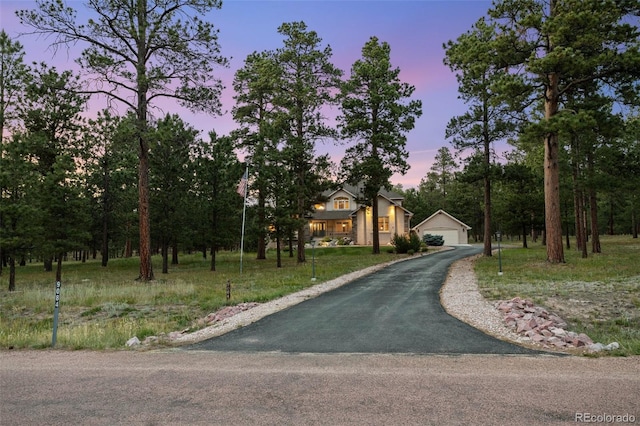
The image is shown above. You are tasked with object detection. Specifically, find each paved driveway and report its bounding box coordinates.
[188,246,541,354]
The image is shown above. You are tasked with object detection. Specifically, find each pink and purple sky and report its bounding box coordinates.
[1,0,493,188]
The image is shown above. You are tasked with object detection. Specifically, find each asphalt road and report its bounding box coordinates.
[187,246,540,354]
[2,351,638,425]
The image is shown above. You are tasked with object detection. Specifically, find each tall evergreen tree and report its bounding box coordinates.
[429,147,458,210]
[338,36,422,254]
[19,0,229,280]
[273,21,342,262]
[0,31,30,278]
[232,51,283,261]
[484,0,640,263]
[149,114,197,273]
[191,131,243,271]
[0,132,43,291]
[0,30,29,142]
[83,111,138,266]
[496,161,544,248]
[444,18,517,256]
[18,64,90,281]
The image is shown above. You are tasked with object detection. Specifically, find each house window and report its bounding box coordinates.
[312,222,326,237]
[378,216,389,232]
[336,221,351,234]
[333,196,350,210]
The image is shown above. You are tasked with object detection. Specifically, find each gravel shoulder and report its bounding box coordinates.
[439,253,539,348]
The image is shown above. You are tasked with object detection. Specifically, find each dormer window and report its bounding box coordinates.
[333,196,350,210]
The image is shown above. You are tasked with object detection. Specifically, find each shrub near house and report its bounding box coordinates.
[392,232,422,254]
[424,234,444,247]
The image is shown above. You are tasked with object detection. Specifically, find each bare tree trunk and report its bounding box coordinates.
[372,196,380,254]
[161,239,168,274]
[288,231,294,258]
[210,245,216,272]
[543,71,564,263]
[589,188,601,253]
[483,175,492,256]
[574,188,587,258]
[44,257,53,272]
[8,257,16,292]
[296,221,306,263]
[124,237,133,258]
[276,229,282,268]
[101,158,110,267]
[101,211,109,267]
[136,0,153,281]
[296,164,306,263]
[171,239,179,265]
[138,145,154,280]
[608,198,614,235]
[570,137,587,256]
[587,152,601,253]
[257,193,267,260]
[55,254,62,283]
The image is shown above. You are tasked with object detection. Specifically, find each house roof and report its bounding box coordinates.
[324,184,404,202]
[314,184,413,219]
[412,209,472,230]
[310,210,354,220]
[349,194,413,218]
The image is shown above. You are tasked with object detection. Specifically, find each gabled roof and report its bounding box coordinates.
[313,184,413,219]
[323,184,404,203]
[349,192,413,218]
[324,186,358,200]
[412,209,472,230]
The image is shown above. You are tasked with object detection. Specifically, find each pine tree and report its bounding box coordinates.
[338,37,422,254]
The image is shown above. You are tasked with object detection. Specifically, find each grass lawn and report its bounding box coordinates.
[474,235,640,356]
[0,246,400,350]
[2,237,639,355]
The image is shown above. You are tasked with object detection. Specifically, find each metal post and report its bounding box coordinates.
[497,231,503,276]
[52,281,61,347]
[311,240,316,281]
[239,164,249,274]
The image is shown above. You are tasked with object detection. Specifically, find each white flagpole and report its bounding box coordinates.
[239,164,249,274]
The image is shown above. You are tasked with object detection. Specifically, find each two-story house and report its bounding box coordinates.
[309,185,413,246]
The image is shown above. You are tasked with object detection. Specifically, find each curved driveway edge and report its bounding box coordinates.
[185,246,543,354]
[440,253,538,348]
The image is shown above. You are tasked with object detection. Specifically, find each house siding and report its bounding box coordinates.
[309,187,413,246]
[353,196,411,246]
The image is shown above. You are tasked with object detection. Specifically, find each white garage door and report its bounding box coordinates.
[426,229,459,246]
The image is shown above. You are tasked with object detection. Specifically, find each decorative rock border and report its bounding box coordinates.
[496,297,593,349]
[496,297,619,353]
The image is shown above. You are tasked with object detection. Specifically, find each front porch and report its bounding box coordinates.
[309,219,353,240]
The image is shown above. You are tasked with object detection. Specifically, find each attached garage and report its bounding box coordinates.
[412,210,472,246]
